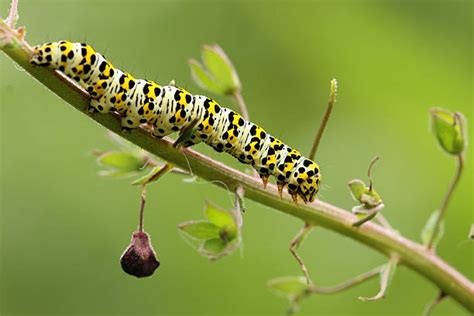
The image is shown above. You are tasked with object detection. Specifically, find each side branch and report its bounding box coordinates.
[1,22,473,312]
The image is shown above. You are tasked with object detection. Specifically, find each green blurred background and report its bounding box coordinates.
[1,0,472,315]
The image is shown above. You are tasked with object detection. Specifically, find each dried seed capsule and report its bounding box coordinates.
[120,231,160,278]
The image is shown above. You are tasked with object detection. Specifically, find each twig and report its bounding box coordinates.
[309,79,337,160]
[1,20,473,312]
[289,223,314,284]
[359,255,398,301]
[310,264,384,294]
[427,154,464,249]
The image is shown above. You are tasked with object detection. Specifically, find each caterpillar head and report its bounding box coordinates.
[299,169,321,203]
[289,159,321,203]
[30,42,56,66]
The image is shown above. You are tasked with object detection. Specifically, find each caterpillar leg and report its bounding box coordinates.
[90,96,112,114]
[260,174,269,189]
[277,182,286,199]
[121,114,141,129]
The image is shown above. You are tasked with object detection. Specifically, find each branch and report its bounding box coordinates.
[1,21,473,312]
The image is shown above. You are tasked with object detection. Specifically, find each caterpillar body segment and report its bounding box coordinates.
[30,41,321,203]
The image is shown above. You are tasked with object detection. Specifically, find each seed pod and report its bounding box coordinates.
[120,231,160,278]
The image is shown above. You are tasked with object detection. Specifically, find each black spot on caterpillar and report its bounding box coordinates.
[30,41,321,203]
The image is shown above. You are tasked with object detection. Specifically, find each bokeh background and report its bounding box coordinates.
[1,1,472,315]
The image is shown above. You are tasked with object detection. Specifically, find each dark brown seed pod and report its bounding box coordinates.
[120,231,160,278]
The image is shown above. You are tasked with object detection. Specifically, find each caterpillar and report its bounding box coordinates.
[30,41,321,203]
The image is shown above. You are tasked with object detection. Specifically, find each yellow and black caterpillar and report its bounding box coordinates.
[30,41,321,203]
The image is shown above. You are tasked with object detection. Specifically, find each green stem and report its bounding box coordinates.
[309,264,384,294]
[308,79,337,160]
[1,22,473,312]
[427,154,464,249]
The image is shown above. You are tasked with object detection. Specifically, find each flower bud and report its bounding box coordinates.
[120,231,160,278]
[430,108,466,155]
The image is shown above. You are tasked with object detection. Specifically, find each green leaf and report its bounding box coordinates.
[430,108,466,155]
[97,151,144,172]
[201,238,227,255]
[189,45,241,96]
[348,179,367,201]
[267,276,310,300]
[348,179,382,209]
[202,45,240,94]
[188,59,223,95]
[421,210,445,247]
[178,220,221,240]
[204,202,238,239]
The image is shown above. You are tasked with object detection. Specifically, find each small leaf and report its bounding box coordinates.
[201,238,227,255]
[421,210,445,247]
[189,45,241,96]
[202,45,240,94]
[178,220,221,240]
[348,179,367,201]
[188,59,224,95]
[430,108,466,155]
[205,202,237,239]
[97,151,144,172]
[267,276,310,300]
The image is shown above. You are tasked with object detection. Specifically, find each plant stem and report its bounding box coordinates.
[359,255,398,301]
[427,154,464,249]
[232,90,250,121]
[290,223,314,284]
[1,22,473,312]
[310,264,384,294]
[138,186,146,232]
[309,79,337,160]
